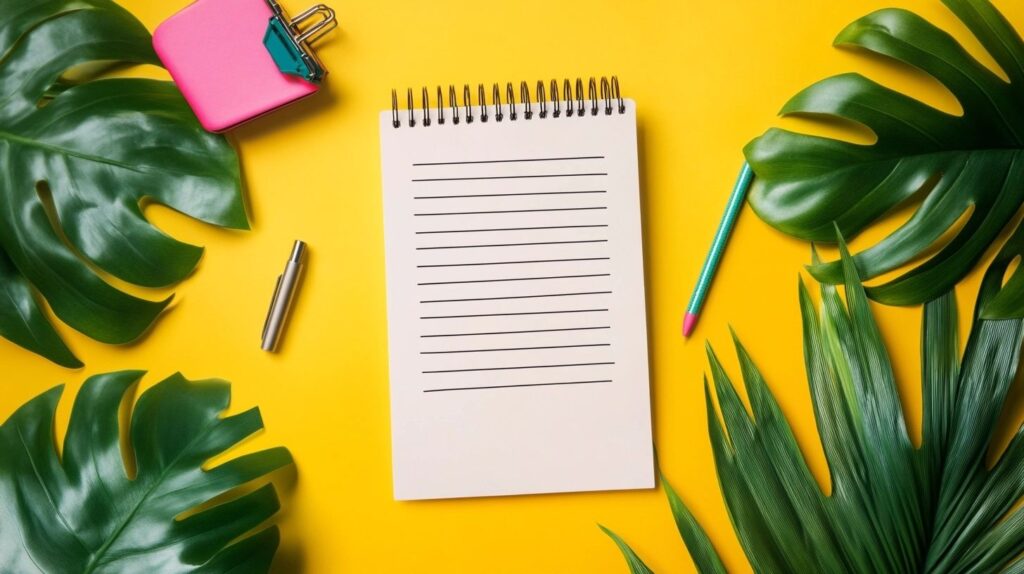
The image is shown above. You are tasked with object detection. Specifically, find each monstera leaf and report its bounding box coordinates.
[604,237,1024,573]
[0,0,247,367]
[0,371,292,572]
[744,0,1024,318]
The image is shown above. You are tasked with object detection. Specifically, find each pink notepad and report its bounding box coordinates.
[153,0,321,132]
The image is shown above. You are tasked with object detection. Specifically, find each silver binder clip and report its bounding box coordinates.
[263,0,337,83]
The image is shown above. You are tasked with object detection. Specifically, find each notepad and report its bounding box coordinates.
[379,79,654,500]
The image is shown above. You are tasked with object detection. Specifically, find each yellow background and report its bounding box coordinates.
[4,0,1024,571]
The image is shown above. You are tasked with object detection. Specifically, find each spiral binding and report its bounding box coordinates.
[390,76,624,128]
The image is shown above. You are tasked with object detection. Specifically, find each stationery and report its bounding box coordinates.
[379,77,654,500]
[262,240,306,352]
[153,0,336,132]
[682,162,754,337]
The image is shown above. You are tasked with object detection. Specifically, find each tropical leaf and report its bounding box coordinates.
[743,0,1024,318]
[600,476,727,574]
[600,525,655,574]
[0,371,292,573]
[0,0,247,368]
[662,477,728,574]
[605,234,1024,572]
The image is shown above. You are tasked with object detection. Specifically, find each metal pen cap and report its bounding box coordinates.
[261,240,306,352]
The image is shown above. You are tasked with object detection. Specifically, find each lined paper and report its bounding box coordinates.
[380,101,653,500]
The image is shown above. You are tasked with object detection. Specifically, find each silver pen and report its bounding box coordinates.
[261,240,306,352]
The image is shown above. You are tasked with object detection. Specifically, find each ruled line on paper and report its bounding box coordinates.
[418,273,610,286]
[402,149,620,396]
[413,156,604,167]
[421,343,611,355]
[418,257,610,268]
[420,308,609,320]
[412,173,608,182]
[417,240,607,250]
[420,326,611,338]
[423,362,615,374]
[423,379,613,393]
[416,225,609,234]
[414,190,606,200]
[414,207,607,217]
[420,291,612,304]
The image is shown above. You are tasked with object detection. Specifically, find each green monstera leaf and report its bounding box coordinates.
[0,371,293,572]
[0,0,247,368]
[744,0,1024,318]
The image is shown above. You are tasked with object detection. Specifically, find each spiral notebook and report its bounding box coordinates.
[379,77,654,500]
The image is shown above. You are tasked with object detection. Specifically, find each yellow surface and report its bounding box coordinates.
[4,0,1024,572]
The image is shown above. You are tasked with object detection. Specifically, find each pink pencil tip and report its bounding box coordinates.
[682,313,698,337]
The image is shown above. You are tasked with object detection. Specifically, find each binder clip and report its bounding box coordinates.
[153,0,338,132]
[263,1,335,83]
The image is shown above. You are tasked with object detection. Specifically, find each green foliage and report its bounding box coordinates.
[603,235,1024,572]
[661,477,727,574]
[0,0,247,368]
[744,0,1024,318]
[600,526,655,574]
[602,475,727,574]
[0,371,292,573]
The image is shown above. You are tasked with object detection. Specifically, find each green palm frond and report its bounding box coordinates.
[600,526,655,574]
[603,234,1024,572]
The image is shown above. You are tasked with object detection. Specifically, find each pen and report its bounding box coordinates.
[262,240,306,352]
[683,162,754,337]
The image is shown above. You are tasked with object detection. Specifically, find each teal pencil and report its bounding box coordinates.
[683,162,755,337]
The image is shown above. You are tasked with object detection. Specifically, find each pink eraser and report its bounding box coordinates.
[154,0,320,132]
[682,313,698,337]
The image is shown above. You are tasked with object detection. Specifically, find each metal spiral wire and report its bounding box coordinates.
[392,76,625,128]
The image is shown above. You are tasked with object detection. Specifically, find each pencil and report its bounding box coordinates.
[683,162,755,337]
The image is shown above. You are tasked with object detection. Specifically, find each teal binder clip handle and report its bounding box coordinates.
[263,0,335,83]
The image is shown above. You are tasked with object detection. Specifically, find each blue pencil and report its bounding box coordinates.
[683,162,755,337]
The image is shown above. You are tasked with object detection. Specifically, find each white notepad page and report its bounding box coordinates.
[379,100,654,500]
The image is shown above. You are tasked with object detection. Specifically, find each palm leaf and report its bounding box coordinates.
[0,0,246,367]
[662,477,728,574]
[600,526,655,574]
[605,232,1024,572]
[743,0,1024,318]
[0,371,292,572]
[600,478,727,574]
